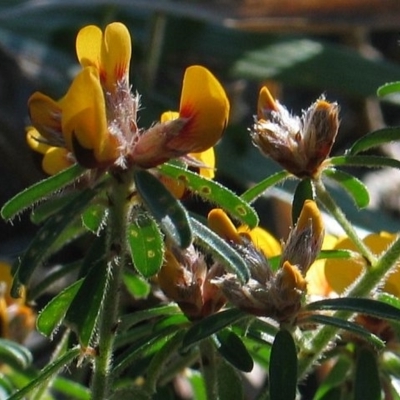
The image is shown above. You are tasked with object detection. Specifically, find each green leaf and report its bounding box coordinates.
[269,330,297,400]
[0,339,32,370]
[354,348,381,400]
[187,370,206,400]
[134,169,192,248]
[306,298,400,321]
[123,269,151,299]
[7,347,81,400]
[36,279,83,337]
[377,292,400,310]
[52,376,91,400]
[292,178,314,224]
[240,170,290,203]
[306,314,385,349]
[348,127,400,156]
[65,258,108,347]
[377,81,400,97]
[323,168,370,208]
[214,329,253,372]
[182,308,247,349]
[159,163,259,228]
[313,355,352,400]
[81,203,107,234]
[329,155,400,170]
[11,188,98,297]
[128,213,164,277]
[317,249,358,261]
[1,164,85,221]
[190,217,250,283]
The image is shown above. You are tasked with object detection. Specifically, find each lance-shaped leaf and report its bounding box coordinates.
[159,163,258,228]
[377,81,400,97]
[182,308,247,349]
[214,329,254,372]
[1,164,85,221]
[292,178,314,224]
[306,297,400,321]
[317,248,359,261]
[123,270,151,299]
[128,213,164,278]
[329,155,400,170]
[348,127,400,156]
[269,330,297,400]
[305,314,385,349]
[241,170,290,203]
[134,169,192,248]
[190,217,250,283]
[11,188,98,297]
[323,168,370,209]
[36,279,83,337]
[354,348,381,400]
[0,339,32,370]
[81,203,107,234]
[65,258,108,347]
[216,359,244,400]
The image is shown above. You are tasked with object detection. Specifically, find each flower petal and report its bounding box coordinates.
[42,147,72,175]
[208,208,241,244]
[167,66,229,154]
[238,226,281,258]
[62,67,119,166]
[76,22,131,91]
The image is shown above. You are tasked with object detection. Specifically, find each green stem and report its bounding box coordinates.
[200,339,219,400]
[314,178,376,264]
[298,223,400,379]
[91,172,131,399]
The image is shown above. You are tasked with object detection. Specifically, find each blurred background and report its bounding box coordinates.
[2,0,400,252]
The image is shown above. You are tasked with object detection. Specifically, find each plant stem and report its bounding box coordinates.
[298,219,400,380]
[91,172,131,399]
[314,178,376,264]
[200,339,219,400]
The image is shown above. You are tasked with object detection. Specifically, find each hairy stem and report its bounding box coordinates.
[91,172,131,399]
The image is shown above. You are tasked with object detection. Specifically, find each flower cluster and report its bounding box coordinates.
[27,23,229,176]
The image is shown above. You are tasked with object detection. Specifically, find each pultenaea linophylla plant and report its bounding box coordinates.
[2,21,400,399]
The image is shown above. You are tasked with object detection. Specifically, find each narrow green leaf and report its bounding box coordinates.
[0,339,32,370]
[348,127,400,155]
[81,203,107,234]
[314,356,352,400]
[65,258,108,347]
[317,249,359,261]
[329,155,400,170]
[128,213,164,277]
[377,292,400,310]
[36,279,83,337]
[306,314,385,349]
[190,217,250,283]
[214,329,254,372]
[11,188,98,297]
[354,348,381,400]
[52,376,91,400]
[123,270,151,299]
[182,308,247,349]
[7,347,81,400]
[240,170,290,203]
[30,192,78,224]
[306,297,400,321]
[377,81,400,97]
[292,178,314,224]
[323,168,370,208]
[134,169,192,248]
[269,330,297,400]
[1,164,85,221]
[187,370,206,400]
[159,163,259,228]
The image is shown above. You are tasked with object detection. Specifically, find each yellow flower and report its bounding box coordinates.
[323,232,400,296]
[252,86,339,179]
[0,262,35,343]
[27,23,229,175]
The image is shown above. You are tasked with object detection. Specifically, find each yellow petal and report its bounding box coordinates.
[76,23,131,91]
[296,200,324,241]
[28,92,62,143]
[238,226,281,258]
[190,148,215,179]
[258,86,278,119]
[62,67,119,165]
[207,209,241,244]
[167,66,229,154]
[26,127,51,155]
[161,111,180,123]
[0,262,25,305]
[42,147,72,175]
[157,250,185,300]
